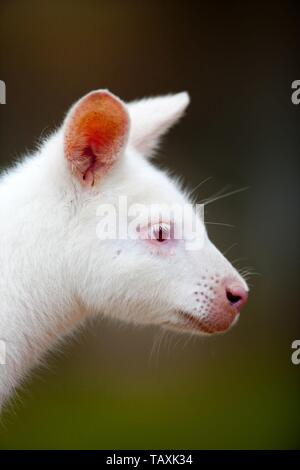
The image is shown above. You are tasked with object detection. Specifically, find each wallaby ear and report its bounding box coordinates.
[127,92,190,157]
[64,90,129,186]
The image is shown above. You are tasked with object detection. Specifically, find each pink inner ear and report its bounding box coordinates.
[64,91,129,186]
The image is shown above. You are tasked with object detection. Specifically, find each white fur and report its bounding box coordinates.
[0,91,247,406]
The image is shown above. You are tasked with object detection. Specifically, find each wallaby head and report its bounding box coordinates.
[0,89,248,404]
[58,89,248,334]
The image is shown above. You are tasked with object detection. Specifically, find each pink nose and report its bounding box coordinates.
[225,283,248,311]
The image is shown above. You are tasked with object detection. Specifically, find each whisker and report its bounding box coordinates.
[206,221,235,228]
[182,332,194,349]
[239,265,256,273]
[242,272,261,278]
[231,256,247,266]
[189,176,212,197]
[222,243,238,256]
[149,328,166,366]
[200,184,232,204]
[202,186,250,206]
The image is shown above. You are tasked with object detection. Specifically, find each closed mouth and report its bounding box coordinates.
[167,309,239,335]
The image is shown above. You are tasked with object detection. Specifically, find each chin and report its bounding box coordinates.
[162,310,240,336]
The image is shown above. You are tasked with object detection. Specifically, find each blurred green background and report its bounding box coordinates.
[0,0,299,449]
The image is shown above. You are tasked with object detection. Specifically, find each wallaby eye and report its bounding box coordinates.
[150,223,171,243]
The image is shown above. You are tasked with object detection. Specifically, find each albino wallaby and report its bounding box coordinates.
[0,90,248,407]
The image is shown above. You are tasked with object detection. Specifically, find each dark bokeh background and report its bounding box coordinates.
[0,0,299,449]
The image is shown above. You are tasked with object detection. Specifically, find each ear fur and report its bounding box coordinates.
[64,90,129,186]
[127,92,190,157]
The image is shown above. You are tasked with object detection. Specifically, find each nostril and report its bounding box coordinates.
[226,285,248,310]
[226,290,242,304]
